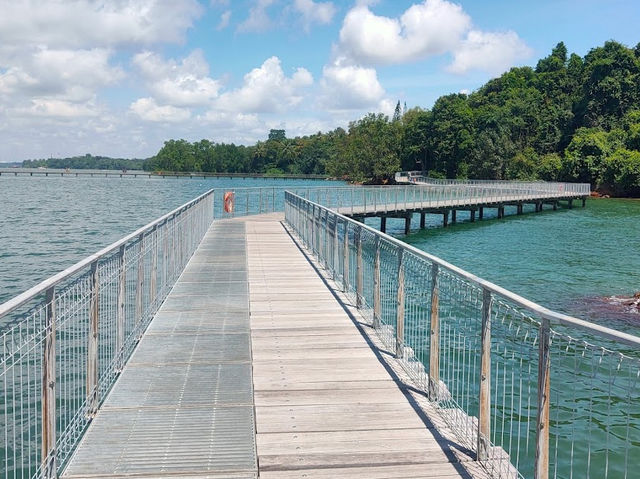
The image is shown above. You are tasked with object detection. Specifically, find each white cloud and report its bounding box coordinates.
[320,60,386,110]
[0,48,123,103]
[217,10,232,30]
[15,99,101,118]
[334,0,531,75]
[448,30,532,74]
[132,50,221,107]
[0,0,203,51]
[215,56,313,113]
[293,0,336,31]
[338,0,471,65]
[237,0,275,33]
[129,97,191,122]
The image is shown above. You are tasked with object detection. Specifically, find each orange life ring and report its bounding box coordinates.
[223,191,234,213]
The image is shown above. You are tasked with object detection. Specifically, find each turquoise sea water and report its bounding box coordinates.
[367,198,640,334]
[0,175,344,305]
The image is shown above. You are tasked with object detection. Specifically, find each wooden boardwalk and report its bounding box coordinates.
[63,213,492,479]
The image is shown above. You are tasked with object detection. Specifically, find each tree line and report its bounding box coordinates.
[26,40,640,196]
[23,154,145,171]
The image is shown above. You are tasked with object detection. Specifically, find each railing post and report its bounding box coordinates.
[150,225,158,307]
[135,233,145,338]
[534,318,551,479]
[333,213,339,279]
[356,226,363,308]
[162,219,168,289]
[87,261,99,418]
[478,288,492,461]
[343,219,349,292]
[42,286,56,479]
[373,236,381,328]
[322,208,328,267]
[428,264,440,400]
[395,249,405,358]
[117,244,126,369]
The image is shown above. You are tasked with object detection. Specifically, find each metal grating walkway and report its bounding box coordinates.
[62,222,258,479]
[63,214,494,479]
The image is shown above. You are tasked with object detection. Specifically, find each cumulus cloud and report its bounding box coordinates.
[0,48,123,103]
[0,0,203,51]
[320,60,386,110]
[217,10,232,30]
[129,97,191,122]
[15,99,101,118]
[293,0,336,31]
[132,50,221,107]
[447,30,533,74]
[237,0,275,33]
[338,0,470,65]
[334,0,531,75]
[215,56,313,113]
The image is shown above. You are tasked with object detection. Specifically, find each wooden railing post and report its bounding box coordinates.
[42,286,56,479]
[162,220,168,288]
[478,288,492,461]
[373,236,381,329]
[311,204,317,254]
[356,226,363,308]
[395,249,405,358]
[534,318,551,479]
[117,244,126,370]
[150,225,158,307]
[135,233,145,339]
[322,209,329,268]
[333,213,339,279]
[343,219,349,292]
[87,261,99,417]
[428,264,440,400]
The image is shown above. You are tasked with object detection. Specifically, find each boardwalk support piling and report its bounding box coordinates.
[420,212,426,229]
[404,215,411,235]
[380,216,387,233]
[478,288,492,461]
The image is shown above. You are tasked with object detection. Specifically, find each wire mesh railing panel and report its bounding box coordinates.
[284,190,640,479]
[0,190,213,479]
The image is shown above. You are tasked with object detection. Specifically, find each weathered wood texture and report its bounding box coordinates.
[246,214,489,479]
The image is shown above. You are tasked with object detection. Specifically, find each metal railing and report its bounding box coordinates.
[395,172,591,197]
[284,191,640,479]
[213,182,589,222]
[0,190,214,479]
[284,185,588,218]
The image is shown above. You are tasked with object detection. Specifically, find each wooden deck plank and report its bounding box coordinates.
[246,217,488,479]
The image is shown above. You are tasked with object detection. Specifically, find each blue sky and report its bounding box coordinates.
[0,0,638,161]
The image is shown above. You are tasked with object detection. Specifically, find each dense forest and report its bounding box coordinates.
[23,154,146,171]
[30,40,639,196]
[146,41,640,195]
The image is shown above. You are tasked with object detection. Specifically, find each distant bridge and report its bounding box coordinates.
[0,168,329,180]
